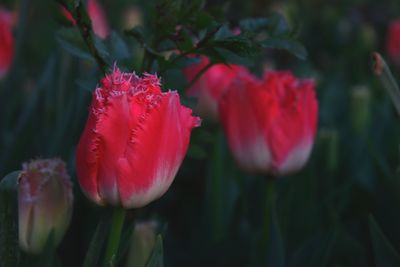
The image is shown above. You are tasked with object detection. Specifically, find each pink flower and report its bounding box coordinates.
[387,19,400,64]
[62,0,110,39]
[76,66,200,208]
[0,7,14,79]
[183,55,249,120]
[218,71,318,175]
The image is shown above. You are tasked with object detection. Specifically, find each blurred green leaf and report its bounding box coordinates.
[369,215,400,267]
[144,235,163,267]
[240,17,272,32]
[125,26,146,45]
[240,14,289,35]
[83,216,110,267]
[116,222,135,263]
[56,28,94,61]
[204,129,240,241]
[260,37,308,60]
[0,171,20,267]
[210,36,260,57]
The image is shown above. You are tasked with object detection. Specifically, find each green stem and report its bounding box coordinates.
[74,2,107,75]
[104,207,126,267]
[259,176,276,266]
[262,177,275,246]
[372,52,400,115]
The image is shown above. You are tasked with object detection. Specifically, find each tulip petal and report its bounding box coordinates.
[76,111,103,205]
[118,92,199,208]
[219,77,272,173]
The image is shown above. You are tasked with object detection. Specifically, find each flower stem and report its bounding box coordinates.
[372,52,400,116]
[262,177,275,247]
[259,176,276,266]
[104,207,126,267]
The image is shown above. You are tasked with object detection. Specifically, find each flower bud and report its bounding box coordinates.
[126,221,157,267]
[387,19,400,65]
[123,5,142,30]
[0,7,15,79]
[18,158,73,254]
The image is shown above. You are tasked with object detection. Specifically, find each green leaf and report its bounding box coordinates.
[56,28,94,60]
[210,36,260,57]
[125,26,146,45]
[204,129,240,241]
[0,171,21,267]
[83,216,110,267]
[369,215,400,267]
[109,32,130,60]
[144,235,163,267]
[116,222,135,263]
[239,17,272,32]
[260,37,308,60]
[240,14,289,35]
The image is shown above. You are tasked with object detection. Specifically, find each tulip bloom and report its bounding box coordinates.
[18,158,73,254]
[62,0,109,39]
[0,7,14,79]
[387,19,400,64]
[219,71,318,175]
[76,67,200,208]
[183,55,248,120]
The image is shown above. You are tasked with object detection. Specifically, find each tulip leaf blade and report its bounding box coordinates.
[261,37,308,60]
[369,215,400,267]
[83,216,110,267]
[144,235,164,267]
[210,36,261,57]
[0,171,21,267]
[115,221,135,263]
[56,28,94,61]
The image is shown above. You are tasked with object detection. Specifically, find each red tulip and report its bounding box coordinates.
[0,7,14,79]
[218,71,318,175]
[183,55,248,120]
[387,19,400,64]
[76,66,200,208]
[62,0,109,39]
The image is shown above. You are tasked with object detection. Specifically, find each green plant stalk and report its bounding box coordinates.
[104,207,126,267]
[372,52,400,115]
[75,2,107,74]
[260,176,275,266]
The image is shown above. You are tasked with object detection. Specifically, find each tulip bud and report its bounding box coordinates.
[123,5,142,30]
[387,19,400,65]
[126,221,157,267]
[0,7,15,79]
[18,158,73,254]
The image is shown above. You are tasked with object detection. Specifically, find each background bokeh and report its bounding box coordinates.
[2,0,400,266]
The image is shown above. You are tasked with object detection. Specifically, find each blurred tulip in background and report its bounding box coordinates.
[18,158,73,254]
